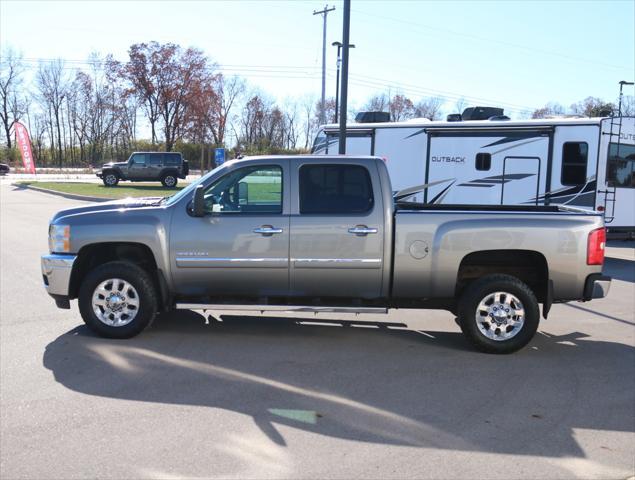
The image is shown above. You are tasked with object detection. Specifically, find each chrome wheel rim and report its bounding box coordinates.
[105,174,117,185]
[475,291,525,341]
[164,176,176,187]
[92,278,140,327]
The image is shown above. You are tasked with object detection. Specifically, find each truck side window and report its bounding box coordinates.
[561,142,588,186]
[300,164,374,214]
[148,154,162,166]
[130,153,147,166]
[203,165,282,214]
[475,153,491,171]
[165,153,181,165]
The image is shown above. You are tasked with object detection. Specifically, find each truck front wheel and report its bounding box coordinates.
[457,274,539,354]
[78,261,158,338]
[102,172,119,187]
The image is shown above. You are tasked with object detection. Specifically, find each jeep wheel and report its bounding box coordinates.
[102,172,119,187]
[161,174,178,188]
[78,261,158,339]
[457,274,540,354]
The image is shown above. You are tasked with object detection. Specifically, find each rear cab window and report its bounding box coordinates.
[299,164,374,214]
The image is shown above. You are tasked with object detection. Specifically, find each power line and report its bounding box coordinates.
[16,56,538,112]
[351,8,632,71]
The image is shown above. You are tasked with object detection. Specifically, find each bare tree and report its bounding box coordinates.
[414,97,444,120]
[214,75,244,145]
[619,95,634,116]
[454,97,468,115]
[570,97,615,117]
[36,59,69,166]
[301,95,318,149]
[531,102,566,119]
[364,93,389,112]
[0,48,25,151]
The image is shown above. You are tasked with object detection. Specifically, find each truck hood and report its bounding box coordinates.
[102,162,127,168]
[51,197,165,223]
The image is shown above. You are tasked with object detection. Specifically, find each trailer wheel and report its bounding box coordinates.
[78,261,158,339]
[457,274,539,354]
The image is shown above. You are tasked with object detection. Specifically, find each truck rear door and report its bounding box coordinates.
[289,160,385,299]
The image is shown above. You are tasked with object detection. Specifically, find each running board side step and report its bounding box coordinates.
[175,303,388,314]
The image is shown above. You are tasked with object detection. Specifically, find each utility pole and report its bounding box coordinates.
[314,4,335,125]
[338,0,351,154]
[332,41,355,123]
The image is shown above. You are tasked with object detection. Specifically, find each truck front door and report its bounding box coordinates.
[170,161,290,297]
[289,161,385,299]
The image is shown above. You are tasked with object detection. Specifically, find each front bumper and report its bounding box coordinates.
[41,254,77,307]
[583,273,611,300]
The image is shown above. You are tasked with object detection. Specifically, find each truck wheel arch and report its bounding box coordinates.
[69,242,169,310]
[455,249,549,304]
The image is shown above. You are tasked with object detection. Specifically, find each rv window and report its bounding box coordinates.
[299,164,374,214]
[476,153,491,171]
[561,142,588,186]
[607,143,635,188]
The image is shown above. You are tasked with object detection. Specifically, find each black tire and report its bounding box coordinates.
[102,172,119,187]
[78,261,158,339]
[457,274,540,354]
[161,173,178,188]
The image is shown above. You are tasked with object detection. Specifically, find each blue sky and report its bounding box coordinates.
[1,0,634,118]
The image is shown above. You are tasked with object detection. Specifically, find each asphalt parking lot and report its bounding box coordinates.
[1,183,634,479]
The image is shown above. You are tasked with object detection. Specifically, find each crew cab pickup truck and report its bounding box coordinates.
[42,155,611,353]
[96,151,189,187]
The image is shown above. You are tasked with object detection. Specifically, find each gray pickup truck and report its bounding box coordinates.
[42,155,610,353]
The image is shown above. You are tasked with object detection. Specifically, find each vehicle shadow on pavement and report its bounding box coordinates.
[603,257,635,283]
[42,311,635,457]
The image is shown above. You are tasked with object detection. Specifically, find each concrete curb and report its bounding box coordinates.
[12,183,109,203]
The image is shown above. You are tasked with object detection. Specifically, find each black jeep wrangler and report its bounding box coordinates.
[96,152,189,187]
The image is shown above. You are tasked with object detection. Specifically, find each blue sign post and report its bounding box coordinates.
[214,148,225,166]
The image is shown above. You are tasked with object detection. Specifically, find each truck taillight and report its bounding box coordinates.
[587,227,606,265]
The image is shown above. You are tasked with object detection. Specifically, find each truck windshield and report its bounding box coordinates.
[164,163,228,206]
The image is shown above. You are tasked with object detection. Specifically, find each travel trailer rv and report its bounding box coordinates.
[312,111,635,238]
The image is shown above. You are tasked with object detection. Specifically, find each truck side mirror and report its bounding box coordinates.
[192,184,206,217]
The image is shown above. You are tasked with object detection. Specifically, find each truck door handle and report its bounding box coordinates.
[348,225,378,236]
[253,225,283,236]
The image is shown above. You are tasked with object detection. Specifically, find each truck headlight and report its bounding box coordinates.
[49,224,71,253]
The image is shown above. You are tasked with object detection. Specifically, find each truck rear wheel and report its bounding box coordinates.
[457,274,539,354]
[78,261,158,338]
[102,172,119,187]
[161,173,178,188]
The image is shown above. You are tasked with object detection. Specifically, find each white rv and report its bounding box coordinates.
[312,114,635,238]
